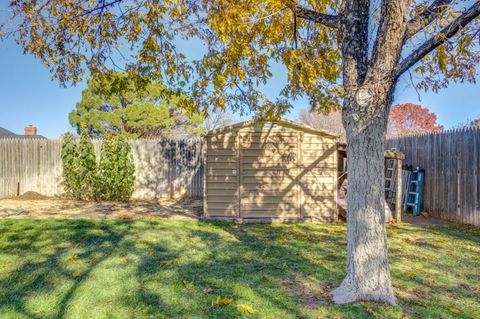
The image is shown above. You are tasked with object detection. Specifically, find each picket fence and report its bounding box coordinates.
[0,138,204,199]
[386,127,480,226]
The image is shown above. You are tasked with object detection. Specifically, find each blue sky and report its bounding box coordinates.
[0,35,479,138]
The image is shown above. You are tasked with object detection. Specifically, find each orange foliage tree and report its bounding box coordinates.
[387,103,444,137]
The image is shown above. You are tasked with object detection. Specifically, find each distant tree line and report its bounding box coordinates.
[299,103,445,139]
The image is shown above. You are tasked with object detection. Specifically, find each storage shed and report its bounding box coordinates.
[203,119,339,222]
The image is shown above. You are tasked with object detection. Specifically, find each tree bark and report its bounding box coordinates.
[330,98,394,304]
[327,1,411,305]
[329,87,395,305]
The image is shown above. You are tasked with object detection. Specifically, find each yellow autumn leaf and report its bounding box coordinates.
[237,304,257,314]
[212,295,234,306]
[312,259,322,265]
[159,258,179,266]
[67,254,79,262]
[436,47,448,73]
[446,304,461,314]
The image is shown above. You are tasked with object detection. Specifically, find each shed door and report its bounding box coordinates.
[239,132,300,218]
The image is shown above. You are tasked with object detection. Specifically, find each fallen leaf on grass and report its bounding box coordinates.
[445,304,461,314]
[413,263,422,270]
[203,287,213,294]
[212,295,233,306]
[243,254,256,262]
[464,244,479,252]
[237,304,256,314]
[311,259,322,265]
[67,254,79,262]
[159,258,179,266]
[403,271,417,278]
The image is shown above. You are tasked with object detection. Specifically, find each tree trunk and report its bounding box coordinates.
[329,90,395,305]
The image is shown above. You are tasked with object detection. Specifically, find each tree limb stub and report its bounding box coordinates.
[289,1,341,29]
[404,0,453,39]
[396,1,480,79]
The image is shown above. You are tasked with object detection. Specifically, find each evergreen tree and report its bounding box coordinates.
[69,72,205,139]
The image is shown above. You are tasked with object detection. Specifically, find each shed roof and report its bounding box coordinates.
[207,118,339,139]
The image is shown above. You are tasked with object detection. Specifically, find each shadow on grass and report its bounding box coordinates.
[0,220,134,318]
[0,219,477,318]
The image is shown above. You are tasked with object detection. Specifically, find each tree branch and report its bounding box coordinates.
[288,1,341,29]
[80,0,123,17]
[396,1,480,79]
[405,0,453,39]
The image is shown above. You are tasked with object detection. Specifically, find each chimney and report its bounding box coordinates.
[24,125,37,136]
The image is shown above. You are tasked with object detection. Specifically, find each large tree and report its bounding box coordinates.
[70,71,204,138]
[3,0,480,304]
[387,103,444,136]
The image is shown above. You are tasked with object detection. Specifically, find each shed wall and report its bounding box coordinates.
[205,132,240,216]
[204,122,337,222]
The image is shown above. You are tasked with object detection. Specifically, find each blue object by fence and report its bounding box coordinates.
[403,167,425,217]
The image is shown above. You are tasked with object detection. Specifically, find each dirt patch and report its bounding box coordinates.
[283,275,333,308]
[6,191,50,200]
[401,212,447,226]
[0,198,203,221]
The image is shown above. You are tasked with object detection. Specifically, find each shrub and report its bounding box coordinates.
[60,132,79,198]
[61,132,135,201]
[98,136,135,201]
[76,131,99,200]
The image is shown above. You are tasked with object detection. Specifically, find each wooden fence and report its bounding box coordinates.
[386,127,480,226]
[0,138,204,199]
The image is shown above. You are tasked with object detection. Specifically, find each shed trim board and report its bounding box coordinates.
[207,119,339,139]
[204,120,339,222]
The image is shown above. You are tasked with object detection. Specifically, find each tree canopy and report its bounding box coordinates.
[69,72,205,138]
[387,103,444,136]
[4,0,479,116]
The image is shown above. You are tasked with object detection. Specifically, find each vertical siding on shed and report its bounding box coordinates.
[300,132,337,221]
[205,132,239,217]
[238,127,300,218]
[204,121,338,222]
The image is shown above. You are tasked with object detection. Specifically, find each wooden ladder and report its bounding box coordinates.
[385,158,396,205]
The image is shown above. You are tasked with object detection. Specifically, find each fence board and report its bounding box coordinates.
[386,127,480,226]
[0,138,204,200]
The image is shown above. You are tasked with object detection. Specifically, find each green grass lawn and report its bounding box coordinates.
[0,219,478,319]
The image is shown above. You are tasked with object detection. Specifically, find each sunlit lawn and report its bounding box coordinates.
[0,219,478,319]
